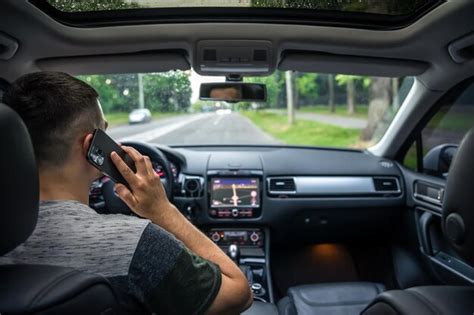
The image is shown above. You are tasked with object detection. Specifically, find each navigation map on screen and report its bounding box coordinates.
[211,178,259,208]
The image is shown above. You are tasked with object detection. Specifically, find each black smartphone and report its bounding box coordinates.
[87,129,136,186]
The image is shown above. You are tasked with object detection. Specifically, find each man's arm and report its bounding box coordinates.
[111,147,253,314]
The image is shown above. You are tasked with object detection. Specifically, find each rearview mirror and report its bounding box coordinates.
[200,83,266,103]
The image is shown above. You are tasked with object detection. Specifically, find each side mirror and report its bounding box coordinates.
[200,83,266,103]
[423,144,458,178]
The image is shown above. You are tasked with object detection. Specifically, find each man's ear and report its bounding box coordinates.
[82,133,94,157]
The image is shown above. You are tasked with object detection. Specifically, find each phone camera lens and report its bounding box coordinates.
[93,154,104,166]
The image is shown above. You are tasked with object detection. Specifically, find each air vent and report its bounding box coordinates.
[373,177,399,192]
[268,178,296,193]
[182,177,203,198]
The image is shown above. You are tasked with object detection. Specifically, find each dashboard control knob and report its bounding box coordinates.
[211,232,221,242]
[251,283,263,295]
[250,232,259,242]
[232,208,239,217]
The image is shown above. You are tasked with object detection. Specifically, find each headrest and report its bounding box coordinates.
[442,126,474,265]
[0,103,38,255]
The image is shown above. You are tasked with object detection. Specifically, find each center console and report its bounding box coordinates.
[204,169,273,303]
[207,227,273,303]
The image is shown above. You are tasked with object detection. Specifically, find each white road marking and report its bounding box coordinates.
[118,113,212,142]
[213,114,226,126]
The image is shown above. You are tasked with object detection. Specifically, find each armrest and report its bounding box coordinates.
[362,286,474,315]
[242,301,279,315]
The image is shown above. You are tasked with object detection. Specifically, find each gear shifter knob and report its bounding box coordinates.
[227,244,240,264]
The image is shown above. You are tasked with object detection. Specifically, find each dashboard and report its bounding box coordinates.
[152,161,179,181]
[90,145,405,243]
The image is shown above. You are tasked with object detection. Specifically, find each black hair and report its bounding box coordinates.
[3,71,102,169]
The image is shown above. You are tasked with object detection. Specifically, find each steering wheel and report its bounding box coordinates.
[101,141,174,215]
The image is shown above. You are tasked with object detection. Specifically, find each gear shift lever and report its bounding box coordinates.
[227,244,240,264]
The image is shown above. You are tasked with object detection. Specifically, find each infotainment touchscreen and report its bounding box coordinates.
[210,178,260,208]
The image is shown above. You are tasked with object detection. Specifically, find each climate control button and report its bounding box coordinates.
[211,232,221,242]
[250,232,260,242]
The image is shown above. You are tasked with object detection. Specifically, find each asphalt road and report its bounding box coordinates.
[107,112,280,145]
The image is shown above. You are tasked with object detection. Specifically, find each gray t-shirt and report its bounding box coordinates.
[0,200,221,314]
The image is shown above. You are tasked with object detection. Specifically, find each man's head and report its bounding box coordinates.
[3,72,106,176]
[209,86,242,101]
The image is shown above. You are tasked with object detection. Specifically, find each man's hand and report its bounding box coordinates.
[112,146,252,314]
[110,146,173,219]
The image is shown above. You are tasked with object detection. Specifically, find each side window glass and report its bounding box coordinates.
[408,82,474,178]
[412,84,474,178]
[403,141,418,172]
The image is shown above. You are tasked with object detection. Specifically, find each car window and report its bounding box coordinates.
[403,81,474,177]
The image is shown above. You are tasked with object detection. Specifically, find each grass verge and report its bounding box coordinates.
[299,105,368,119]
[242,111,361,148]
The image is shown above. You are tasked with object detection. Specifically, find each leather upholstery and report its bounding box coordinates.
[0,265,117,315]
[362,286,474,315]
[442,127,474,265]
[0,102,119,314]
[242,301,279,315]
[277,282,385,315]
[0,103,38,255]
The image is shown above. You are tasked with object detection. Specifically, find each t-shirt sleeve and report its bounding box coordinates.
[127,223,222,315]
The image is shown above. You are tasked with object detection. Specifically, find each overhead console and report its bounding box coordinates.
[195,40,274,76]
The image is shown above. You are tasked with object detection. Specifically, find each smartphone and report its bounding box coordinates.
[87,129,136,186]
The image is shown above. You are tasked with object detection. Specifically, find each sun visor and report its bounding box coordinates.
[36,50,190,75]
[279,51,428,77]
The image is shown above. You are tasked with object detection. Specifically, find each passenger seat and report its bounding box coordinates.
[277,282,385,315]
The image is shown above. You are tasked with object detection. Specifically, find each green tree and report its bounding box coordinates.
[47,0,138,12]
[296,73,318,99]
[143,71,192,112]
[251,0,427,14]
[246,74,285,108]
[335,75,371,115]
[78,71,192,113]
[77,74,136,113]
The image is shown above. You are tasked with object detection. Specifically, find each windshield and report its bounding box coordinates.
[78,71,413,149]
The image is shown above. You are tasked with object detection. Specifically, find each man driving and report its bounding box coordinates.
[0,72,252,314]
